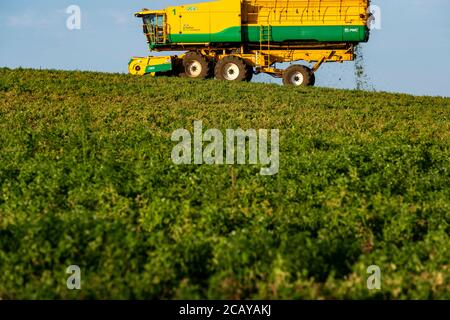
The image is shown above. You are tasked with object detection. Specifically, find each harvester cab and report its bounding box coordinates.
[128,10,173,76]
[135,10,166,49]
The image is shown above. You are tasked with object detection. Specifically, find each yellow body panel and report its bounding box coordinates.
[158,0,368,35]
[165,0,241,36]
[136,0,369,47]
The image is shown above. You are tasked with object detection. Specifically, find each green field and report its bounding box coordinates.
[0,68,449,299]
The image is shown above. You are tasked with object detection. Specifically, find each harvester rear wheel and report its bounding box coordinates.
[245,65,254,82]
[309,72,316,86]
[282,65,314,86]
[309,69,316,86]
[182,52,210,79]
[215,56,248,82]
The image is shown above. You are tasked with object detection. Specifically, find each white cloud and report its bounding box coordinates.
[5,9,56,28]
[108,11,130,26]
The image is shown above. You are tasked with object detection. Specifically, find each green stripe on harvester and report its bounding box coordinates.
[167,25,368,44]
[145,63,172,73]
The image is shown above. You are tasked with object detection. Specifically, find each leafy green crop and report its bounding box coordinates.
[0,67,449,299]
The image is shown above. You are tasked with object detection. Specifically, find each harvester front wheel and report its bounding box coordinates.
[215,56,248,82]
[282,65,314,86]
[182,52,210,79]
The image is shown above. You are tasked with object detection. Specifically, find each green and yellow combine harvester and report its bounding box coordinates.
[129,0,371,86]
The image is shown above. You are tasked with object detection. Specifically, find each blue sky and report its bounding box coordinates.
[1,0,449,97]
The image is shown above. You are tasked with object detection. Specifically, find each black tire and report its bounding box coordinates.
[282,65,314,86]
[245,65,254,82]
[207,59,216,79]
[215,56,248,82]
[309,69,316,86]
[181,52,210,79]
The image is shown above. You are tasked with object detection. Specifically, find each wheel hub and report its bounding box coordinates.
[291,71,304,86]
[187,61,202,77]
[223,63,240,81]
